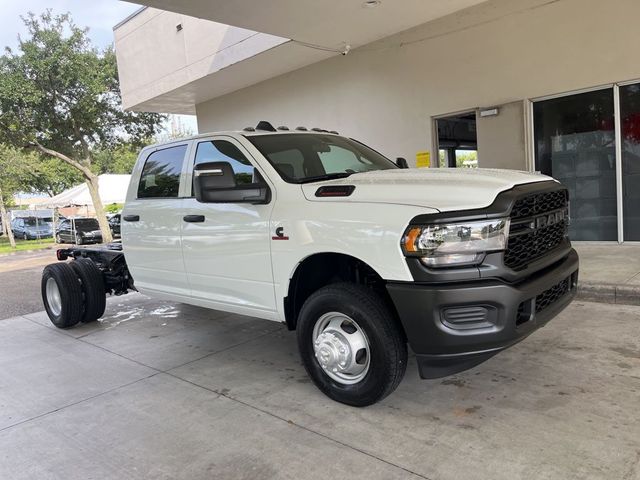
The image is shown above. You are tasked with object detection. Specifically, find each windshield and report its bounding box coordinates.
[247,134,397,183]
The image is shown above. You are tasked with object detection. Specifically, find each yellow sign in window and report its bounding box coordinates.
[416,151,430,168]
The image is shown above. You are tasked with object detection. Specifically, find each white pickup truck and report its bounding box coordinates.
[41,121,579,406]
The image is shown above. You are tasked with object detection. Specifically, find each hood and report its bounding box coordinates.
[301,168,554,212]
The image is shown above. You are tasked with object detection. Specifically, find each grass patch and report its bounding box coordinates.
[0,236,55,255]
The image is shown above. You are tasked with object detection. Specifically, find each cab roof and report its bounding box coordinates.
[146,121,339,150]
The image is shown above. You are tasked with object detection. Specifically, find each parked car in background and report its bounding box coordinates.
[55,217,103,245]
[11,217,53,240]
[108,214,121,237]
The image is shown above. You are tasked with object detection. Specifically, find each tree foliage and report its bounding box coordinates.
[92,143,139,175]
[0,11,166,241]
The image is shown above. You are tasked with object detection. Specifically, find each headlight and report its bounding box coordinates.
[401,218,510,267]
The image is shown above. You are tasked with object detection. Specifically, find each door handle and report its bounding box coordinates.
[183,215,205,223]
[123,215,140,222]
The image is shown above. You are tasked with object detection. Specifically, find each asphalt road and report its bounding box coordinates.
[0,248,60,320]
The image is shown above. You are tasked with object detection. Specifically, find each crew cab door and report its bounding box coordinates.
[121,143,191,298]
[181,136,277,317]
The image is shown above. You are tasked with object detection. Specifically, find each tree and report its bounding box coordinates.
[30,156,83,197]
[92,143,140,175]
[0,11,165,242]
[0,145,34,248]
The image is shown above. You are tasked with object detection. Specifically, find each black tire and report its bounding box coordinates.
[55,233,61,244]
[70,258,106,323]
[23,233,28,241]
[41,263,83,329]
[75,233,83,245]
[297,283,407,407]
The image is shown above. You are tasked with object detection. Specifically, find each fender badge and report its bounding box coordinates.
[272,226,289,240]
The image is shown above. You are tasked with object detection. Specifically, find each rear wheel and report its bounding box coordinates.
[55,233,62,244]
[75,233,83,245]
[297,283,407,407]
[23,233,28,241]
[42,263,83,329]
[70,258,106,323]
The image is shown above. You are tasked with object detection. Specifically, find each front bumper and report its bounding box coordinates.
[387,249,579,379]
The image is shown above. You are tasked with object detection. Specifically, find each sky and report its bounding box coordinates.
[0,0,198,133]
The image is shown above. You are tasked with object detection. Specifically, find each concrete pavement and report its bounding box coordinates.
[0,295,638,480]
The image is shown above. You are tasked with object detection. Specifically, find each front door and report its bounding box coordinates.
[181,136,276,318]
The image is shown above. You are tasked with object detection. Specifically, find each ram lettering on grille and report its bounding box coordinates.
[504,189,569,270]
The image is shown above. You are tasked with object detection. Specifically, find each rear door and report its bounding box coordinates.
[121,142,191,298]
[181,136,277,317]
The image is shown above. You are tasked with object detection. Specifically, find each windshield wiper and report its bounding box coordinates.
[298,172,354,184]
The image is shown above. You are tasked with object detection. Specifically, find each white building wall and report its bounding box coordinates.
[195,0,640,167]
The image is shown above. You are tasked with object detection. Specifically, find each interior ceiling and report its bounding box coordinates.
[127,0,490,50]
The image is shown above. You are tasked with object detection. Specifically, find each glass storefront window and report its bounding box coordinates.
[619,84,640,241]
[534,89,617,241]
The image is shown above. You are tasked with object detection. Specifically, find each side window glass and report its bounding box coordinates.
[194,140,258,190]
[317,145,372,174]
[137,145,188,198]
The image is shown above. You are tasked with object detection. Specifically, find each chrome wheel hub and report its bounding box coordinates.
[312,312,370,385]
[45,277,62,316]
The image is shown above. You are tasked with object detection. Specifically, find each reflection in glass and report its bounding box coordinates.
[620,83,640,241]
[534,89,617,240]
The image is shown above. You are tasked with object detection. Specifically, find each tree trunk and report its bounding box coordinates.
[85,174,113,244]
[0,187,16,249]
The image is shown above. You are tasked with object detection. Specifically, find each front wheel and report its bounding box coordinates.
[75,233,83,245]
[297,283,407,407]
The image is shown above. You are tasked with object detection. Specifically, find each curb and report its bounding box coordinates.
[576,281,640,306]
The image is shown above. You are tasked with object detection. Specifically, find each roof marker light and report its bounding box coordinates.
[256,121,277,132]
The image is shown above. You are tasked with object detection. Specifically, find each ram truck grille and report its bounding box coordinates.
[504,189,569,271]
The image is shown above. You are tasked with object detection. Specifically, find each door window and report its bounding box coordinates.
[534,89,617,241]
[193,140,259,190]
[137,144,188,198]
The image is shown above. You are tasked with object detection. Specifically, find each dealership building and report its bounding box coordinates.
[114,0,640,243]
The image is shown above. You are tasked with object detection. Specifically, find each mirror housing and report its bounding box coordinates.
[395,157,409,169]
[194,161,270,204]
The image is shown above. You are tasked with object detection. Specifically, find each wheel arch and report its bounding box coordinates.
[283,252,405,338]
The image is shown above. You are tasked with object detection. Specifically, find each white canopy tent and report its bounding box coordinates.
[38,174,131,208]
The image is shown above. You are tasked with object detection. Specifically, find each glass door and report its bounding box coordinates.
[619,83,640,241]
[533,89,618,241]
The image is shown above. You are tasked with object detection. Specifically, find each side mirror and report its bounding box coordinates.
[194,161,270,204]
[395,157,409,169]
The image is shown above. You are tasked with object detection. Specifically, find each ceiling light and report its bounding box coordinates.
[363,0,382,7]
